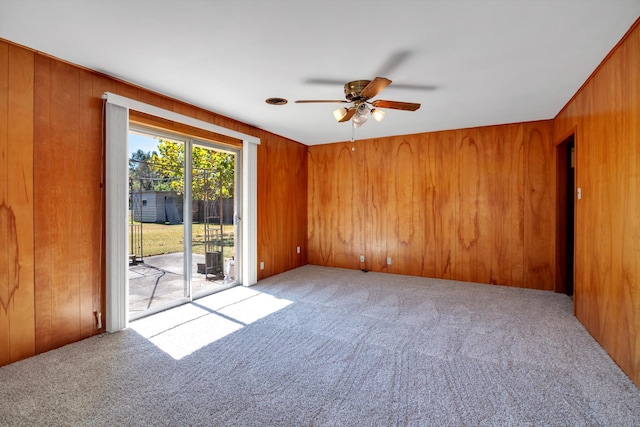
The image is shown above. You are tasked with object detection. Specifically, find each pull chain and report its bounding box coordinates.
[351,120,356,151]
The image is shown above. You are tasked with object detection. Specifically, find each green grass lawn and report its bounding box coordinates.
[130,222,236,259]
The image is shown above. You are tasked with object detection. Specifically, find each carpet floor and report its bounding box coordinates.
[0,265,638,426]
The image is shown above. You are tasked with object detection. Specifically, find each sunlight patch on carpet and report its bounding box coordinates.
[129,287,292,359]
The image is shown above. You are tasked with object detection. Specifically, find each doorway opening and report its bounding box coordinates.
[555,133,575,297]
[128,127,240,320]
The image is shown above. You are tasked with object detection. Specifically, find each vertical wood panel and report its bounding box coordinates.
[434,131,457,279]
[363,139,391,272]
[0,41,10,366]
[420,134,437,278]
[389,138,423,276]
[508,124,526,287]
[458,128,480,283]
[333,144,357,269]
[49,59,81,348]
[7,45,35,361]
[307,145,334,266]
[0,42,36,364]
[523,122,554,290]
[618,27,640,385]
[293,138,308,267]
[452,129,466,281]
[475,130,492,284]
[34,53,53,353]
[489,126,509,285]
[77,69,100,338]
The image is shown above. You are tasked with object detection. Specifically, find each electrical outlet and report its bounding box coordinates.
[360,255,365,263]
[260,261,264,270]
[297,246,301,254]
[387,257,392,265]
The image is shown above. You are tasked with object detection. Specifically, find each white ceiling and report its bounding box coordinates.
[1,0,639,146]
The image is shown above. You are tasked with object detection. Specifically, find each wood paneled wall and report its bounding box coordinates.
[554,19,640,386]
[0,39,308,365]
[308,121,555,290]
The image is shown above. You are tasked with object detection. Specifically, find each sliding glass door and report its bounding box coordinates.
[127,126,240,320]
[191,143,238,297]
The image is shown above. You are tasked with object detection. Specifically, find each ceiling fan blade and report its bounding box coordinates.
[360,77,392,99]
[338,107,356,123]
[371,100,421,111]
[387,83,437,91]
[303,78,347,86]
[295,100,349,104]
[375,50,412,77]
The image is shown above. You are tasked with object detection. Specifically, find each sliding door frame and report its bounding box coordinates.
[104,92,259,332]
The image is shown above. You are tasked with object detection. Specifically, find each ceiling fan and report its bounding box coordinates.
[295,77,421,127]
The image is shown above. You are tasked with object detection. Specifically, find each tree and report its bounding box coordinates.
[129,149,159,191]
[149,140,235,201]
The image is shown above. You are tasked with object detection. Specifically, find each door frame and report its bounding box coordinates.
[104,92,259,332]
[555,129,577,306]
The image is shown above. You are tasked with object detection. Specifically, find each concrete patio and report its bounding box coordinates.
[129,252,236,317]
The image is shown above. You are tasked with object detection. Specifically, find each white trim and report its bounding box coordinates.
[103,93,260,331]
[184,141,193,296]
[234,148,244,284]
[102,92,260,145]
[242,141,258,286]
[105,103,129,332]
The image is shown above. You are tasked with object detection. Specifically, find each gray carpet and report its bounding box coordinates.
[1,265,638,426]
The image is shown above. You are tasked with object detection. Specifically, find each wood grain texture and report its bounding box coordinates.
[433,131,457,280]
[554,19,640,387]
[459,128,477,282]
[523,122,554,290]
[362,138,391,272]
[488,125,508,286]
[308,143,356,268]
[57,60,81,345]
[389,138,424,276]
[257,133,308,279]
[33,52,53,353]
[507,124,526,288]
[420,134,438,278]
[0,39,9,366]
[308,121,555,290]
[0,42,36,364]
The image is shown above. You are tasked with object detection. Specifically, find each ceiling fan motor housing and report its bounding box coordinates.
[344,80,371,101]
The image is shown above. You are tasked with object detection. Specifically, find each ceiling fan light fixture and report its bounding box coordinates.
[352,112,368,126]
[371,108,385,122]
[356,102,370,116]
[333,107,348,122]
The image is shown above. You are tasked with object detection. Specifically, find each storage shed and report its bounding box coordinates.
[131,191,183,223]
